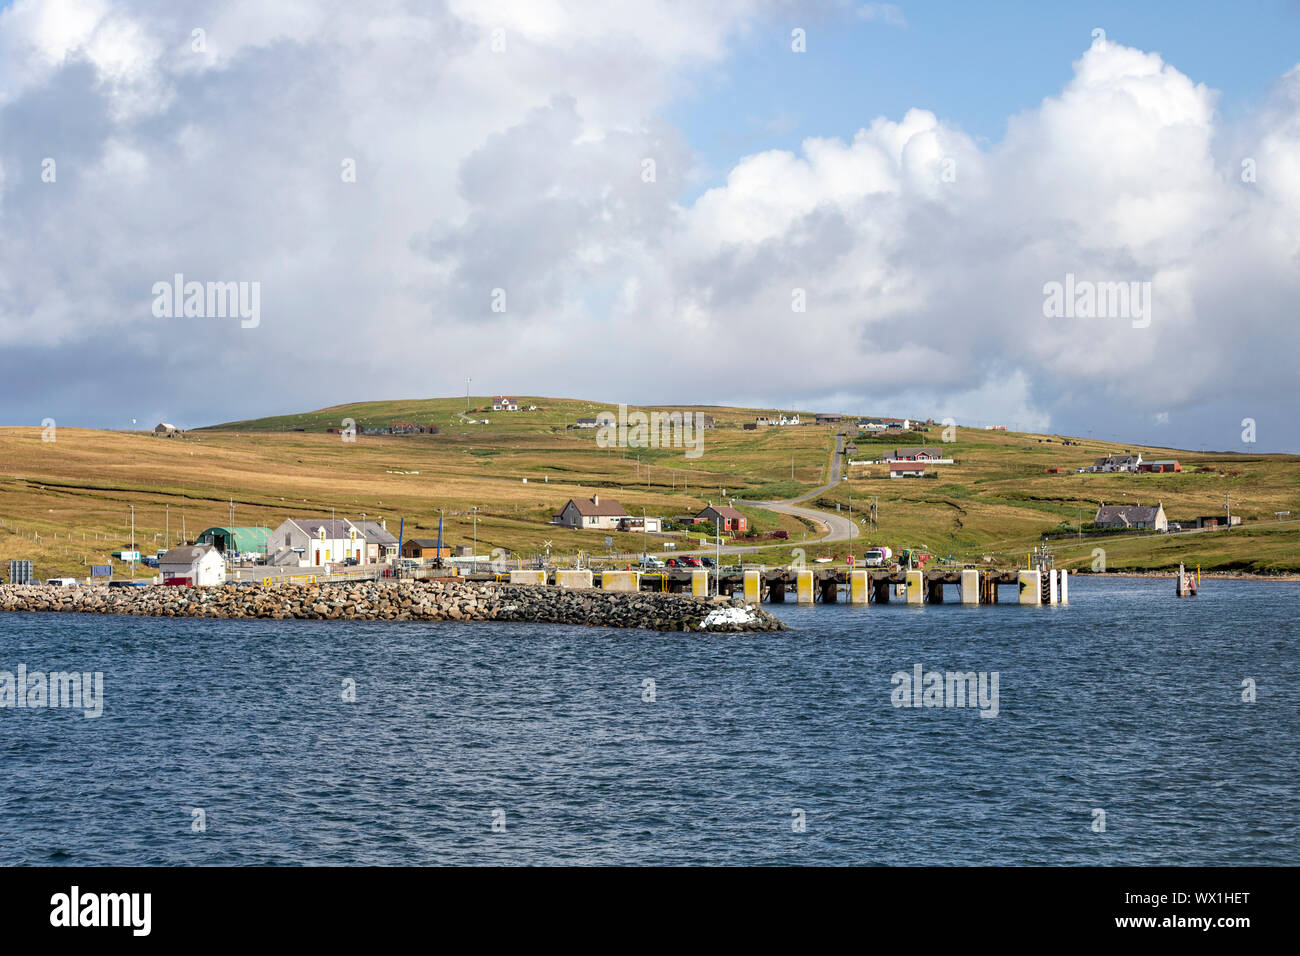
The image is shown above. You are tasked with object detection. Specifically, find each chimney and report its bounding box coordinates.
[381,519,386,530]
[592,494,599,505]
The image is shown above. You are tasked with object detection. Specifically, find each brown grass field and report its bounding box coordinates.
[2,395,1297,578]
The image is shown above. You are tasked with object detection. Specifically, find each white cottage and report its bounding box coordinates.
[158,545,225,586]
[266,518,368,567]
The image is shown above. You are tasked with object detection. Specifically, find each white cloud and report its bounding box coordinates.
[0,4,1297,451]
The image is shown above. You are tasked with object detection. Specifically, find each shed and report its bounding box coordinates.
[158,545,225,586]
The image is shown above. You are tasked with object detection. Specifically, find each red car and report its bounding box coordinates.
[667,556,702,568]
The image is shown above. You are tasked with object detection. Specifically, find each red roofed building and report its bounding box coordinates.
[695,504,747,533]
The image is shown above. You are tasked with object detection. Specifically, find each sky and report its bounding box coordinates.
[1,0,1298,452]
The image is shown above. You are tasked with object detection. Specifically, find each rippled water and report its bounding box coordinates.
[2,576,1296,865]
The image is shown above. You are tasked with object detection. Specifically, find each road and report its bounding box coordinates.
[630,432,859,560]
[740,431,859,545]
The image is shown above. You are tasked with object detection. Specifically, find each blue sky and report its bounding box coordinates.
[671,1,1300,197]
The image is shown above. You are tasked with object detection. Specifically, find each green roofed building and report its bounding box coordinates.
[195,526,272,555]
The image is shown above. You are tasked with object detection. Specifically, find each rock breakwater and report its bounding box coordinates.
[0,581,786,632]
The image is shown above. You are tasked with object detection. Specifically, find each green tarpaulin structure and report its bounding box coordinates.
[195,526,272,554]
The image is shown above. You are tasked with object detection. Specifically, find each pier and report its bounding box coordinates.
[467,567,1071,605]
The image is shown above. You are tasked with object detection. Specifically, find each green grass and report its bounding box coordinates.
[2,400,1298,578]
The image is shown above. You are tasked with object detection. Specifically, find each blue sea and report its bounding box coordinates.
[1,576,1296,865]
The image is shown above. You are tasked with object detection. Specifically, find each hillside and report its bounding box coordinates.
[1,396,1298,578]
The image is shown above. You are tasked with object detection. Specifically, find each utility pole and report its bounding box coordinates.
[472,506,478,573]
[642,507,648,560]
[715,520,721,596]
[466,377,471,409]
[165,505,169,549]
[1225,494,1231,526]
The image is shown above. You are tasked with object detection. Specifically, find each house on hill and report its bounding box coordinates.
[695,504,747,533]
[1089,454,1143,473]
[891,447,943,461]
[153,422,183,437]
[553,495,629,530]
[1094,503,1168,531]
[492,396,519,411]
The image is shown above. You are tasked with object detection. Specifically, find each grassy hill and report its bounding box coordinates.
[1,396,1297,578]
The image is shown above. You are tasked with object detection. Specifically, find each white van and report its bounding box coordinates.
[45,578,80,587]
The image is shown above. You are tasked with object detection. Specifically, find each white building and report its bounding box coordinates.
[355,520,399,564]
[492,396,519,411]
[1089,454,1143,473]
[158,545,225,585]
[266,518,368,567]
[552,495,629,530]
[889,463,927,479]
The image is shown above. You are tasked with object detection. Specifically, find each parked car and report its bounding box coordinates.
[343,557,359,566]
[771,530,790,539]
[698,556,717,568]
[45,578,79,587]
[639,556,665,569]
[667,556,702,568]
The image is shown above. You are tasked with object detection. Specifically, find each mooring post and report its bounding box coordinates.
[690,568,709,596]
[796,569,815,604]
[905,569,924,605]
[960,568,979,604]
[1018,570,1041,605]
